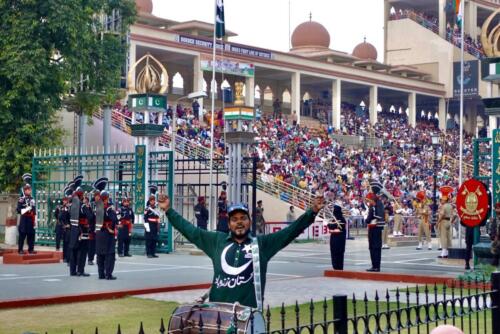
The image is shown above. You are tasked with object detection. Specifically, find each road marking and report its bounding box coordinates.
[43,279,61,282]
[269,260,290,264]
[0,274,19,277]
[268,273,302,278]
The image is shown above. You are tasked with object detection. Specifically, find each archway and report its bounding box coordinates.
[172,72,184,95]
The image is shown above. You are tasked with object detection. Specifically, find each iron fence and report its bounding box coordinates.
[40,273,500,334]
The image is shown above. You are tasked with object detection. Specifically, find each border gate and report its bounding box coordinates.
[31,149,174,253]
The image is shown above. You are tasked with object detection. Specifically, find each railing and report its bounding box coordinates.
[42,273,500,334]
[389,10,485,59]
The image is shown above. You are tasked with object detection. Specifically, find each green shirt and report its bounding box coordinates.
[165,208,318,308]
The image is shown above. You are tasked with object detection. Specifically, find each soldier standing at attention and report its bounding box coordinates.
[255,200,266,235]
[144,192,160,258]
[194,196,209,230]
[17,183,37,255]
[118,197,134,257]
[415,191,432,250]
[101,190,118,279]
[437,186,454,259]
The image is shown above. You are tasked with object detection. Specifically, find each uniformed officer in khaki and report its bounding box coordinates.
[392,202,404,236]
[415,191,432,250]
[437,186,454,258]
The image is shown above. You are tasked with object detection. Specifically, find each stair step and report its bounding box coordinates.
[21,253,54,260]
[24,258,61,265]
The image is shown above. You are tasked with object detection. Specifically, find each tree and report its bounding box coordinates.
[0,0,136,192]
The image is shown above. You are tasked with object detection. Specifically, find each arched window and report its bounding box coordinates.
[302,92,311,101]
[172,72,184,95]
[255,85,261,101]
[282,89,291,103]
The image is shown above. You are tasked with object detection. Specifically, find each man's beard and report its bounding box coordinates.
[231,228,250,239]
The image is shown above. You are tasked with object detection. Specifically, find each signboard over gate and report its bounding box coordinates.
[135,145,146,214]
[201,54,255,77]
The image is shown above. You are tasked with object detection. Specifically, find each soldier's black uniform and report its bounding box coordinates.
[87,200,96,265]
[97,203,118,279]
[57,202,71,263]
[117,204,134,257]
[216,197,228,233]
[69,195,89,276]
[366,198,385,271]
[16,194,36,254]
[144,205,160,257]
[54,203,63,251]
[328,205,347,270]
[194,202,209,230]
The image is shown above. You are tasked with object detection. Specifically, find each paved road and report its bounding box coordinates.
[0,239,466,301]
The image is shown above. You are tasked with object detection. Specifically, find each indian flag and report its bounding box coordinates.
[454,0,463,27]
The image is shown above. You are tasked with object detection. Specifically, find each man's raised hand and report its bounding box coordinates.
[158,194,170,211]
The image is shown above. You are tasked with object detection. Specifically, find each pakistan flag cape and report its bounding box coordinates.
[164,208,318,308]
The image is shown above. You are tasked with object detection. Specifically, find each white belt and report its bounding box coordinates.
[70,223,78,227]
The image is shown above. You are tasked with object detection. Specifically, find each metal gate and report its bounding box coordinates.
[31,149,174,253]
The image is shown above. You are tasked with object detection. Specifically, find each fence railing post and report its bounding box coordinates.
[333,294,348,334]
[492,272,500,334]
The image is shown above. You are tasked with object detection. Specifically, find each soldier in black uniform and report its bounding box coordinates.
[144,194,160,258]
[54,200,64,251]
[328,204,347,270]
[217,191,228,233]
[365,192,385,272]
[58,193,71,263]
[92,177,108,278]
[100,190,118,279]
[69,187,90,276]
[17,181,37,255]
[194,196,209,230]
[118,197,134,257]
[87,191,99,265]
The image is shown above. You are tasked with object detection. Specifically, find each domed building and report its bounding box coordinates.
[291,20,331,51]
[352,38,378,61]
[289,18,358,64]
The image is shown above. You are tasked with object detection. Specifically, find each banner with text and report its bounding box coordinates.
[453,60,479,98]
[201,54,255,78]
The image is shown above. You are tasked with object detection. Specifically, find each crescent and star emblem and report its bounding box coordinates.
[221,244,252,276]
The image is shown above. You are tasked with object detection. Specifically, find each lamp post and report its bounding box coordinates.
[431,134,441,237]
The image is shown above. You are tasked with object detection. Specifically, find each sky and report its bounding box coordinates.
[153,0,385,61]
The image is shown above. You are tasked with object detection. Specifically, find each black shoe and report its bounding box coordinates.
[28,251,37,254]
[366,268,380,272]
[118,254,124,257]
[438,248,442,251]
[18,251,25,255]
[98,276,106,279]
[106,276,117,280]
[152,255,159,258]
[465,264,471,270]
[88,260,94,265]
[147,255,154,258]
[70,273,78,276]
[78,273,90,277]
[125,254,132,257]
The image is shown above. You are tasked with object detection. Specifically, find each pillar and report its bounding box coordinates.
[193,56,205,122]
[369,86,378,125]
[466,103,477,134]
[245,76,255,107]
[490,116,498,138]
[291,72,301,124]
[408,92,417,128]
[464,1,478,40]
[438,98,446,131]
[103,104,112,178]
[439,0,446,38]
[78,114,87,153]
[128,42,137,92]
[384,0,389,62]
[332,79,341,130]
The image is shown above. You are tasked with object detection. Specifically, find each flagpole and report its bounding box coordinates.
[208,0,217,231]
[458,0,464,248]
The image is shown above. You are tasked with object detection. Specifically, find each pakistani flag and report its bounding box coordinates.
[216,0,225,38]
[453,0,463,27]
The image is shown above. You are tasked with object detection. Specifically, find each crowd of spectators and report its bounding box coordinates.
[113,100,475,215]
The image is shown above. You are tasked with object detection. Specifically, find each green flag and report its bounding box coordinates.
[216,0,225,38]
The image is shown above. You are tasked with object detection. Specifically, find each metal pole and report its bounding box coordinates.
[458,0,464,248]
[208,0,217,231]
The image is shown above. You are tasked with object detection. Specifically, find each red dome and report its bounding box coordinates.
[352,39,378,60]
[291,21,330,50]
[136,0,153,13]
